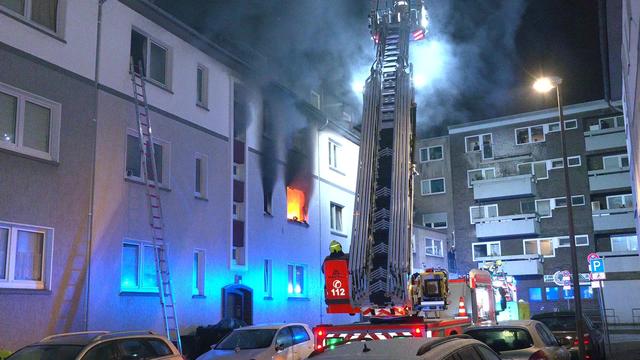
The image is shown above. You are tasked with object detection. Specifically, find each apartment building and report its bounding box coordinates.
[413,100,632,315]
[0,0,360,350]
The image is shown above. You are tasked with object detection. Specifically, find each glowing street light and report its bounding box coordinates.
[532,76,562,93]
[351,79,365,95]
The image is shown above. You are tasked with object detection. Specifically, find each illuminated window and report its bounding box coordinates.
[192,250,205,296]
[529,287,543,302]
[0,0,60,32]
[286,187,308,223]
[330,203,343,232]
[287,264,306,297]
[121,240,159,292]
[0,83,61,162]
[0,222,52,289]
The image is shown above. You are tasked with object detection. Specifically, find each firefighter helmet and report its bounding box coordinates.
[330,240,343,254]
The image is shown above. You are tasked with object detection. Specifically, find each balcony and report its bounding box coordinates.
[472,174,536,201]
[476,255,544,276]
[588,168,631,191]
[475,214,540,239]
[592,208,635,232]
[584,128,626,152]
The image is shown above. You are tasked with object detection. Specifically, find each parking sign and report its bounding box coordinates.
[589,258,606,280]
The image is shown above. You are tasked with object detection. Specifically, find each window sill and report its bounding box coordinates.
[264,296,274,301]
[192,294,206,299]
[0,8,66,43]
[426,254,445,259]
[287,219,310,227]
[194,195,208,201]
[124,176,171,192]
[287,296,310,301]
[128,71,173,94]
[423,192,446,196]
[0,146,59,165]
[329,166,346,176]
[196,103,210,111]
[264,212,274,218]
[331,230,348,238]
[0,288,51,295]
[120,290,159,296]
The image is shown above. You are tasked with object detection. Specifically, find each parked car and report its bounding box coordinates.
[464,320,571,360]
[188,318,248,359]
[7,330,183,360]
[196,323,314,360]
[307,335,502,359]
[531,311,605,360]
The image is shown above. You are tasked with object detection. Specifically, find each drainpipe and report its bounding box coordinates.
[317,116,329,325]
[84,0,107,331]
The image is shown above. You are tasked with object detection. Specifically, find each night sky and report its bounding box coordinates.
[154,0,604,136]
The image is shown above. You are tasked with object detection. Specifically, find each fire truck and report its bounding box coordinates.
[314,0,496,351]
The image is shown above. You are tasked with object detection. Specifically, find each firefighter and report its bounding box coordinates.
[329,240,346,258]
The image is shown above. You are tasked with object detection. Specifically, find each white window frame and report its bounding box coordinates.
[467,167,496,188]
[469,204,499,224]
[310,90,321,109]
[421,178,446,196]
[287,263,307,297]
[330,202,344,233]
[425,238,444,258]
[606,194,634,209]
[554,195,586,208]
[0,221,53,290]
[597,115,624,130]
[131,28,172,88]
[471,241,501,261]
[121,239,160,293]
[423,219,448,229]
[420,145,444,162]
[264,259,273,298]
[523,238,555,258]
[464,133,493,160]
[125,128,171,189]
[196,64,209,108]
[193,249,205,296]
[194,153,208,199]
[564,119,578,130]
[0,82,61,162]
[567,156,581,167]
[547,122,561,132]
[515,125,546,145]
[0,0,64,35]
[610,234,638,252]
[518,161,549,180]
[603,154,629,170]
[328,139,342,172]
[557,235,589,248]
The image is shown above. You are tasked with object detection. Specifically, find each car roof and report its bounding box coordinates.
[237,323,308,330]
[36,331,164,346]
[466,320,537,330]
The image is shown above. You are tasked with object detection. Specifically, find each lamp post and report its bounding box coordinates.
[533,76,586,360]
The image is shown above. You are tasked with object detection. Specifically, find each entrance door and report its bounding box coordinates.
[222,285,253,325]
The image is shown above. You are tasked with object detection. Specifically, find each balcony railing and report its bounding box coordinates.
[472,174,536,201]
[584,128,626,151]
[588,167,631,191]
[475,213,540,239]
[592,208,635,232]
[476,254,544,276]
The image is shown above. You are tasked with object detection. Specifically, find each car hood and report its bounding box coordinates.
[196,348,270,360]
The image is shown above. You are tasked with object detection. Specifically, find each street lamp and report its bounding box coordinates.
[533,76,586,360]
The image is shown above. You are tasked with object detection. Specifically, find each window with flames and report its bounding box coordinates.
[287,187,308,223]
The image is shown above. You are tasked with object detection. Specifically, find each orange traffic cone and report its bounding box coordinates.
[457,296,467,317]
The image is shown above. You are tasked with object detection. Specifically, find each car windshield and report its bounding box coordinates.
[535,316,576,332]
[466,328,534,352]
[8,345,84,360]
[215,329,277,350]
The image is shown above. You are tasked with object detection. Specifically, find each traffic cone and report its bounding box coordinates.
[457,296,467,317]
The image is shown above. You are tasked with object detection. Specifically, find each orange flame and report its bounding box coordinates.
[287,187,308,223]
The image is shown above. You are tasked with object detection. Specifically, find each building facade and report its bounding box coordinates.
[0,0,360,350]
[412,100,634,315]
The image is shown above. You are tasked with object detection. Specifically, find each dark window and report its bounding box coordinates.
[30,0,58,31]
[7,345,83,360]
[275,327,294,349]
[216,329,276,350]
[475,345,501,360]
[130,30,147,75]
[117,339,155,359]
[452,345,482,360]
[147,339,173,356]
[466,328,534,353]
[82,342,119,360]
[291,326,310,344]
[195,158,202,193]
[536,323,559,347]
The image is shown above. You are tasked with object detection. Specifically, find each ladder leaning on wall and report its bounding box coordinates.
[129,60,182,353]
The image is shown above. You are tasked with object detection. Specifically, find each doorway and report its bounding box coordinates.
[222,284,253,325]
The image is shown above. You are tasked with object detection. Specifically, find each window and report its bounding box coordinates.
[606,194,633,209]
[0,0,59,32]
[465,133,493,159]
[328,139,341,171]
[529,288,543,302]
[545,287,560,301]
[515,125,545,144]
[0,83,60,161]
[232,202,244,221]
[518,161,548,179]
[603,154,629,170]
[130,30,170,86]
[611,234,638,252]
[598,115,624,130]
[535,199,552,217]
[424,220,447,229]
[0,222,51,289]
[467,168,495,187]
[422,213,447,229]
[291,326,311,344]
[421,178,445,195]
[192,250,205,296]
[287,264,306,297]
[264,259,272,297]
[550,159,564,169]
[548,122,560,132]
[196,65,208,107]
[567,156,581,167]
[310,90,321,109]
[425,238,443,257]
[194,153,208,198]
[571,195,585,206]
[330,203,343,232]
[521,199,536,214]
[557,235,589,247]
[564,119,578,130]
[554,195,586,208]
[469,204,498,223]
[523,238,555,257]
[342,111,352,123]
[125,130,171,188]
[121,241,159,292]
[472,242,501,260]
[420,145,443,162]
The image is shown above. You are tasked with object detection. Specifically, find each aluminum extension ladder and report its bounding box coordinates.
[129,61,182,353]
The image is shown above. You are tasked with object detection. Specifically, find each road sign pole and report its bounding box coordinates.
[598,282,611,359]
